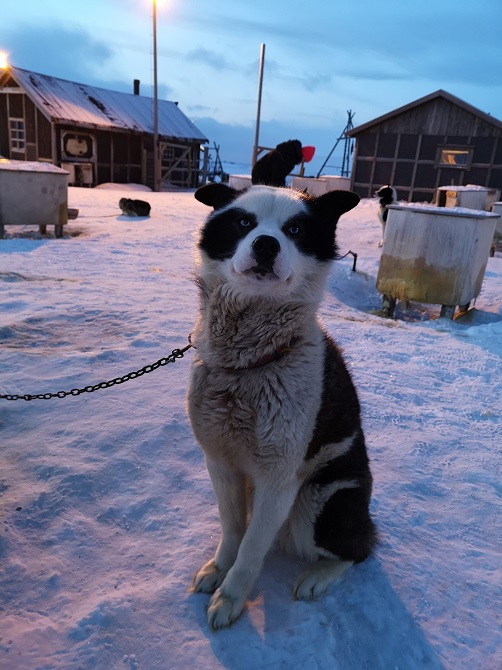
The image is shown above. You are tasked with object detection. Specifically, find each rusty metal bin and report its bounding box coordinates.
[377,204,499,318]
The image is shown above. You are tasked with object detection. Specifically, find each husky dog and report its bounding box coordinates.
[251,139,304,187]
[118,198,151,217]
[189,184,376,630]
[375,185,397,246]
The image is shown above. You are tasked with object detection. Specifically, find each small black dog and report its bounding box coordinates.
[252,139,304,187]
[375,185,397,246]
[119,198,151,217]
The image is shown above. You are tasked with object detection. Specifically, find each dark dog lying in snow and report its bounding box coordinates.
[251,139,304,187]
[119,198,151,217]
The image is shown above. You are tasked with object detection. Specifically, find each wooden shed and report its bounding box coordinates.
[0,65,208,189]
[346,90,502,202]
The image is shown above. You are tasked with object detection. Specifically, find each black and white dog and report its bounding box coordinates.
[251,139,304,187]
[375,185,397,246]
[189,183,377,630]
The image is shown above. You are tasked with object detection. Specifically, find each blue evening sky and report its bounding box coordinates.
[2,0,501,168]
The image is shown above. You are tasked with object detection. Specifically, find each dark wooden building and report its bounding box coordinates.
[0,66,208,189]
[347,90,502,202]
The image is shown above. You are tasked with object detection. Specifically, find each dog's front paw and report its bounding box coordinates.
[207,587,245,630]
[192,559,227,594]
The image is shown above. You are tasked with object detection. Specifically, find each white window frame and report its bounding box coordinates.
[9,118,25,151]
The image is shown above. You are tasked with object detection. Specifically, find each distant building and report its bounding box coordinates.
[347,90,502,202]
[0,66,208,188]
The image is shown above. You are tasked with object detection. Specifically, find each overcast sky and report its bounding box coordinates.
[2,0,502,170]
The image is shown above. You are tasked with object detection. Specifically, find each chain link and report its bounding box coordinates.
[0,342,193,402]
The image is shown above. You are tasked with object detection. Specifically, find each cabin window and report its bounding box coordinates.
[9,118,25,150]
[62,132,94,159]
[435,146,473,169]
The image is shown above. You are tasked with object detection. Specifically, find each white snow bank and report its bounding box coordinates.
[0,187,500,670]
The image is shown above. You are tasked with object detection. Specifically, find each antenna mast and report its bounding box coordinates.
[316,110,355,178]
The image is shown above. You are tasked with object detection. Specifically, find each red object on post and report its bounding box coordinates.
[301,146,315,163]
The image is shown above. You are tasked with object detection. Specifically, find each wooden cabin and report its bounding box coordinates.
[346,90,502,202]
[0,66,208,189]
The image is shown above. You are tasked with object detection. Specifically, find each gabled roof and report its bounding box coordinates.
[4,66,207,143]
[347,89,502,136]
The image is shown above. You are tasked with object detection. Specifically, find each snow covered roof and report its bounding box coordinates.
[347,89,502,136]
[7,66,208,143]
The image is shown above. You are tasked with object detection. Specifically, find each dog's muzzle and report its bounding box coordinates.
[251,235,280,276]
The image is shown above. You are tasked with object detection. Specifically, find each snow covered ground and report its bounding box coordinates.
[1,185,500,670]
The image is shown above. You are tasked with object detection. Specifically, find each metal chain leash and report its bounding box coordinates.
[0,341,193,402]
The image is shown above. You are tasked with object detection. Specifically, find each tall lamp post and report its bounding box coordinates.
[251,43,266,169]
[152,0,159,192]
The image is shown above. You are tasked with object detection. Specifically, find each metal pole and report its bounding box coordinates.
[251,43,265,168]
[153,0,159,191]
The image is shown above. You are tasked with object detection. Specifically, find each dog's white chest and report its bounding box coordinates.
[188,354,323,470]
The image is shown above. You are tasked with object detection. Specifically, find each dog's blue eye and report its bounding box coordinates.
[239,218,251,227]
[288,225,300,235]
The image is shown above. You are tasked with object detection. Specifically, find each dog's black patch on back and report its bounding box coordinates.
[199,208,258,260]
[304,337,376,563]
[309,430,371,486]
[305,337,362,459]
[314,481,377,563]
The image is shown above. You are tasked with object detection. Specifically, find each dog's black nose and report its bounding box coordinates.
[252,235,280,261]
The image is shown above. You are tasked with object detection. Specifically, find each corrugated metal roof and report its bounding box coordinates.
[10,66,207,143]
[347,90,502,136]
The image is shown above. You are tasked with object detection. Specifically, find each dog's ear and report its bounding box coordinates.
[195,183,239,210]
[309,190,360,218]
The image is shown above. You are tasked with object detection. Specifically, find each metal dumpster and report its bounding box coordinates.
[377,204,499,318]
[0,159,69,238]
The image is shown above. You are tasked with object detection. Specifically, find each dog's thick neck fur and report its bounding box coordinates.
[192,271,328,370]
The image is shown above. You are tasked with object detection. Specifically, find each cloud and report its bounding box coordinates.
[172,1,502,93]
[2,21,175,100]
[295,71,334,93]
[184,48,230,71]
[186,103,214,115]
[3,22,113,82]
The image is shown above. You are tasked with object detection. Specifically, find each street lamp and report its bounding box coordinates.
[251,44,266,169]
[152,0,159,192]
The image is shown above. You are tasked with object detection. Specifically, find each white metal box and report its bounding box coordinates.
[377,204,499,317]
[436,185,500,211]
[0,159,69,237]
